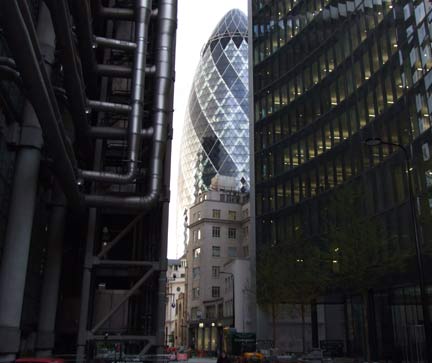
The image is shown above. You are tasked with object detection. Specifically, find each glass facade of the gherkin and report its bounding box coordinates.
[178,9,249,220]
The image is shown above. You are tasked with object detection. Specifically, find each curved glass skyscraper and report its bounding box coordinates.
[178,8,249,240]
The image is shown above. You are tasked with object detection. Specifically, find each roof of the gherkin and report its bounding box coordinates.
[208,9,248,41]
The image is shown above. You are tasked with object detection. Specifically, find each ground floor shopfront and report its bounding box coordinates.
[188,318,233,355]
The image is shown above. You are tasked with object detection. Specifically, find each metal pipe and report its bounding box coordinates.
[89,126,153,139]
[88,99,131,114]
[0,0,82,208]
[96,64,132,78]
[36,184,67,357]
[96,64,155,78]
[0,57,16,69]
[45,0,92,156]
[80,0,153,184]
[95,36,137,51]
[98,4,134,20]
[0,148,41,362]
[85,0,177,207]
[0,65,22,84]
[98,3,159,20]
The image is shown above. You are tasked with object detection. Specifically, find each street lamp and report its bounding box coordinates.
[220,271,235,329]
[365,137,432,362]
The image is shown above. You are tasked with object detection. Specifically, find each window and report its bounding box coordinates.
[212,286,220,298]
[212,266,220,278]
[193,247,201,259]
[192,288,200,300]
[212,226,220,237]
[192,267,200,279]
[228,247,237,257]
[197,211,201,220]
[197,229,201,240]
[212,246,221,257]
[212,209,221,218]
[228,228,237,239]
[228,210,237,220]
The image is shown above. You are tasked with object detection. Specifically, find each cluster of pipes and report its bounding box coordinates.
[0,0,177,361]
[0,0,176,209]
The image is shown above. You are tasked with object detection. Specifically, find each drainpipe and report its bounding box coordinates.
[85,0,177,208]
[0,0,82,209]
[79,0,153,184]
[35,184,67,357]
[0,4,53,362]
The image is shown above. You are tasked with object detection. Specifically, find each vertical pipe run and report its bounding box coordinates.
[84,0,177,209]
[0,148,41,362]
[0,4,54,361]
[36,185,67,357]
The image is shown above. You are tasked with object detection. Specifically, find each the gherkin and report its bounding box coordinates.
[178,9,250,234]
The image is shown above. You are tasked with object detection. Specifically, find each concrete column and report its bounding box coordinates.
[0,4,54,362]
[36,185,67,357]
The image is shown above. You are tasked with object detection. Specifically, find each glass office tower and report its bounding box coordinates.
[252,0,432,360]
[177,9,250,251]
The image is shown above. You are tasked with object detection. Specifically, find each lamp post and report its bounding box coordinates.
[220,272,235,329]
[365,137,432,362]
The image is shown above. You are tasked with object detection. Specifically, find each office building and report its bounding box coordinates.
[252,0,432,360]
[185,176,252,353]
[177,9,250,255]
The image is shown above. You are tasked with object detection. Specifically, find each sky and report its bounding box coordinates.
[167,0,248,258]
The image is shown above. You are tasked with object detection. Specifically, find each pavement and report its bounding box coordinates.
[185,358,217,363]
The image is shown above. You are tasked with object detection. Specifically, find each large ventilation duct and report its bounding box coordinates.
[0,0,82,208]
[85,0,177,208]
[79,0,153,184]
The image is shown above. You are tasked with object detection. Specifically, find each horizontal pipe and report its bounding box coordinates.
[99,5,134,20]
[88,99,131,114]
[1,0,82,208]
[96,64,131,77]
[45,0,92,156]
[98,4,158,20]
[85,0,177,209]
[94,36,136,51]
[0,65,21,84]
[96,64,155,78]
[89,126,153,139]
[0,57,16,69]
